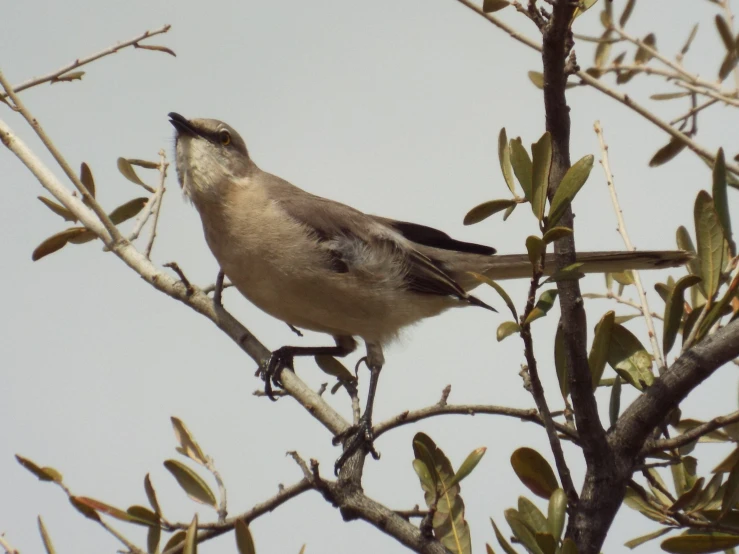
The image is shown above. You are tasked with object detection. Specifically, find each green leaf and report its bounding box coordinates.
[69,497,101,522]
[722,460,739,517]
[109,197,148,225]
[510,447,559,499]
[694,190,725,301]
[127,505,160,526]
[38,196,77,222]
[315,355,356,384]
[503,203,517,221]
[612,270,635,286]
[713,148,735,256]
[148,525,161,554]
[554,325,569,399]
[128,159,161,169]
[543,263,585,284]
[528,71,544,89]
[510,138,533,200]
[38,516,57,554]
[145,474,162,515]
[635,33,656,64]
[607,323,654,390]
[483,0,509,12]
[52,70,85,83]
[467,272,517,320]
[547,489,567,543]
[716,15,736,52]
[184,514,198,554]
[661,534,739,553]
[32,227,94,261]
[719,48,739,81]
[235,519,257,554]
[624,528,671,549]
[490,518,517,554]
[609,375,622,426]
[671,476,705,512]
[412,459,436,495]
[650,92,692,101]
[663,275,702,356]
[526,235,545,269]
[15,455,63,483]
[464,199,517,225]
[498,128,516,195]
[680,23,699,56]
[619,0,636,26]
[547,155,594,227]
[497,321,521,341]
[504,509,544,554]
[171,417,209,466]
[117,157,156,192]
[649,138,686,167]
[518,496,548,534]
[524,290,559,325]
[80,162,96,205]
[589,311,614,388]
[447,447,486,490]
[561,538,579,554]
[542,226,573,244]
[595,31,612,68]
[163,531,187,553]
[73,497,155,526]
[531,132,552,222]
[163,459,218,508]
[535,533,557,554]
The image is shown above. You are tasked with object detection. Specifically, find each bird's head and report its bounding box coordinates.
[168,112,254,201]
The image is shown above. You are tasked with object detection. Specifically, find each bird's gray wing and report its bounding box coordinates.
[264,174,490,307]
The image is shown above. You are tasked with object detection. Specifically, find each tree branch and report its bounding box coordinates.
[647,411,739,455]
[2,24,172,97]
[373,402,579,442]
[594,121,665,372]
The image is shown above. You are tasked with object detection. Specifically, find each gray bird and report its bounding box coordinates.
[168,113,689,470]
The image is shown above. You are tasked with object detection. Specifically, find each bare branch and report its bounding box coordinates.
[3,25,172,97]
[646,409,739,453]
[583,292,663,321]
[594,122,665,372]
[374,402,579,442]
[144,150,168,258]
[0,534,19,554]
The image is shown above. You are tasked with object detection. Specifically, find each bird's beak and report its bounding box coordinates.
[168,112,200,137]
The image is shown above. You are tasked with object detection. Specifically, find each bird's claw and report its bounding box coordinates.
[263,348,294,401]
[333,416,380,475]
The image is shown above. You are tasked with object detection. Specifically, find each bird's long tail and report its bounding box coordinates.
[457,250,691,289]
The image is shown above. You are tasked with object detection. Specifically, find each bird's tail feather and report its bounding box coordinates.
[460,250,691,287]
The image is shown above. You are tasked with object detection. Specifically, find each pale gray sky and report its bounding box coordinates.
[2,1,738,553]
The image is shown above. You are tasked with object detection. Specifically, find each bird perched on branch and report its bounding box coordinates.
[169,112,689,472]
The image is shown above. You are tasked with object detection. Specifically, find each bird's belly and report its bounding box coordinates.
[206,232,452,343]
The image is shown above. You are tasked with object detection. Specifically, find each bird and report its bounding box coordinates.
[168,112,689,471]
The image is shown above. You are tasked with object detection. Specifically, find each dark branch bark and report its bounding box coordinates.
[613,320,739,459]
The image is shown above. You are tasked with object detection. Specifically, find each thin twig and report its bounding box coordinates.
[583,292,664,320]
[645,410,739,454]
[205,456,228,523]
[373,402,579,442]
[0,534,18,554]
[0,70,122,243]
[162,479,313,554]
[96,519,146,554]
[145,150,168,258]
[125,190,159,243]
[594,121,665,372]
[451,0,739,176]
[3,25,172,97]
[519,257,579,506]
[670,97,719,126]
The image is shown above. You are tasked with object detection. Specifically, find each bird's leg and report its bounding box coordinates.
[264,335,356,401]
[213,269,225,307]
[333,342,384,474]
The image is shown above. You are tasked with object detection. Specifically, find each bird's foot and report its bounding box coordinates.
[333,415,380,475]
[263,347,295,401]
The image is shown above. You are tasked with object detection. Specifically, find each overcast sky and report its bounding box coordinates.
[2,1,738,553]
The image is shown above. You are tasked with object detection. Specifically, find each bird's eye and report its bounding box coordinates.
[219,130,231,146]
